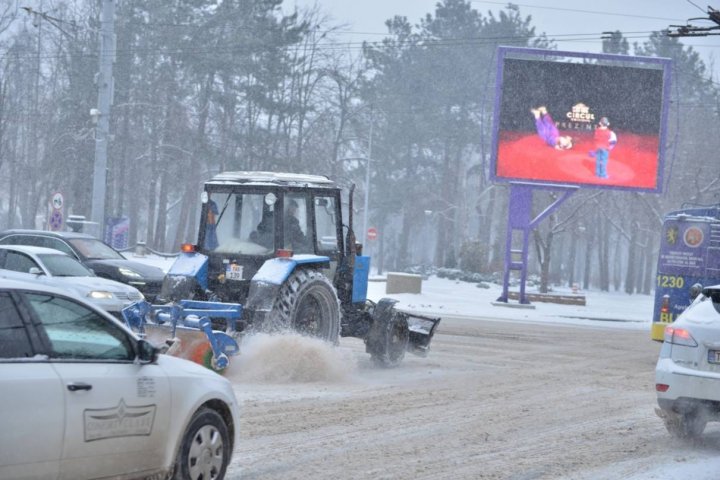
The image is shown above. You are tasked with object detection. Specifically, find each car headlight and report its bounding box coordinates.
[119,267,143,279]
[88,291,114,300]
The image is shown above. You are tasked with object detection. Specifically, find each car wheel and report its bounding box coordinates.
[661,408,707,439]
[173,408,230,480]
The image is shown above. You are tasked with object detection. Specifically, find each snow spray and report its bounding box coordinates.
[226,333,356,383]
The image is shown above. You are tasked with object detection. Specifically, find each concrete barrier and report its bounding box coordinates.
[386,272,422,294]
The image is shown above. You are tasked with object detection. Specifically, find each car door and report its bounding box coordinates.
[0,290,64,480]
[0,249,62,291]
[21,291,172,480]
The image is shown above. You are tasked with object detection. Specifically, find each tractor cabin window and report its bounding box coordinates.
[209,193,274,255]
[314,196,338,253]
[283,194,312,254]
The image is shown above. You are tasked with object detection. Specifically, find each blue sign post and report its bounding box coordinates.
[496,182,578,305]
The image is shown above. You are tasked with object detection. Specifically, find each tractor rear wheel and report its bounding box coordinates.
[266,269,341,343]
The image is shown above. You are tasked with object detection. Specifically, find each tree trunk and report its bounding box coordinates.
[598,217,610,292]
[583,218,595,290]
[567,228,577,288]
[624,226,638,294]
[397,207,413,269]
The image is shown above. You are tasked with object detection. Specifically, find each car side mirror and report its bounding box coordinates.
[28,267,43,276]
[136,339,159,364]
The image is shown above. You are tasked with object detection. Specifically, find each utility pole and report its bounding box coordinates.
[91,0,116,237]
[362,108,373,244]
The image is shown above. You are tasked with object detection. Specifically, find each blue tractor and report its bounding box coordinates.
[144,171,440,369]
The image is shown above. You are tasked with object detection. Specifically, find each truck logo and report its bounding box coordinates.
[684,227,704,248]
[83,399,156,442]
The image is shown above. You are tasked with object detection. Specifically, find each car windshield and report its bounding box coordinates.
[68,238,124,260]
[38,254,95,277]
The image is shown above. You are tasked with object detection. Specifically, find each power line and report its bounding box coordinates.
[665,5,720,36]
[469,1,687,22]
[0,30,681,61]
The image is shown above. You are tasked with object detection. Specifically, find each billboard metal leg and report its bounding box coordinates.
[498,182,577,305]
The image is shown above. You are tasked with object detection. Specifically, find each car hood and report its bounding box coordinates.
[157,353,229,380]
[49,275,142,294]
[85,258,166,280]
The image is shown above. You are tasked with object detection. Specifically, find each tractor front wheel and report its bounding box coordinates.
[266,269,341,343]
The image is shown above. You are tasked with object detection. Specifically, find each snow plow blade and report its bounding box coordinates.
[122,300,242,373]
[400,311,441,357]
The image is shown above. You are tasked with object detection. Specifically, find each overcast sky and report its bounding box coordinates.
[286,0,720,70]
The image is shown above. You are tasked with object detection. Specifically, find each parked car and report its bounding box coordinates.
[0,229,165,301]
[0,279,239,480]
[656,284,720,438]
[0,245,146,318]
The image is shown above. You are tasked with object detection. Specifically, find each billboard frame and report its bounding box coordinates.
[489,46,672,193]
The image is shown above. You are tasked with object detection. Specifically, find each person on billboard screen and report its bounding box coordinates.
[530,106,573,150]
[591,117,617,179]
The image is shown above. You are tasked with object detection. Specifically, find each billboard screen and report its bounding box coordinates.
[490,47,671,192]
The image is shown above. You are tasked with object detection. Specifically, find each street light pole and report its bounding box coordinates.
[90,0,116,237]
[362,110,373,243]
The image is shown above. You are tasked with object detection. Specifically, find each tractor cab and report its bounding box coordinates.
[180,172,345,304]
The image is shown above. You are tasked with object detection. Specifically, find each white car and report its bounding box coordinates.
[0,245,144,317]
[0,279,240,480]
[655,284,720,438]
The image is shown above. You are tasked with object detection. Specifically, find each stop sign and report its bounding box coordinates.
[367,227,378,241]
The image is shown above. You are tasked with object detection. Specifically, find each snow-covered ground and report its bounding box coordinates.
[127,252,720,478]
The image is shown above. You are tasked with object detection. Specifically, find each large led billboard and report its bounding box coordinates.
[490,47,672,192]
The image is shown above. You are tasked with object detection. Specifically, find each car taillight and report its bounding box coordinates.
[656,384,670,392]
[664,326,698,347]
[181,243,196,253]
[276,249,293,258]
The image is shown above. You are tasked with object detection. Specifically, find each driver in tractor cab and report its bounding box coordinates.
[204,198,220,250]
[284,199,309,252]
[252,209,275,249]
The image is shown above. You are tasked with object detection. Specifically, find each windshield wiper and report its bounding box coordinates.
[216,195,233,227]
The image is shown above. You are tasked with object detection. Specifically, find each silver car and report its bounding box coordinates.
[0,278,239,480]
[656,284,720,438]
[0,245,143,316]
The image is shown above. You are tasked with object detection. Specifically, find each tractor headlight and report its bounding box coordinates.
[119,267,143,279]
[88,291,114,300]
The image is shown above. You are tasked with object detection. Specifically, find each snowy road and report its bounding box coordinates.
[128,256,720,477]
[221,315,720,479]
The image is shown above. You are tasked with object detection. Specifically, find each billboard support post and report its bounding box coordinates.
[497,182,578,305]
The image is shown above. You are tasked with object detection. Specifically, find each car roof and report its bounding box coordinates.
[0,244,70,256]
[0,277,138,334]
[206,171,337,189]
[0,229,96,240]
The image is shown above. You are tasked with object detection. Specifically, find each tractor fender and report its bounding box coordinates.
[166,251,209,289]
[157,252,209,302]
[245,255,330,312]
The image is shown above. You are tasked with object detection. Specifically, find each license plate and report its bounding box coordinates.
[708,350,720,364]
[226,264,243,281]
